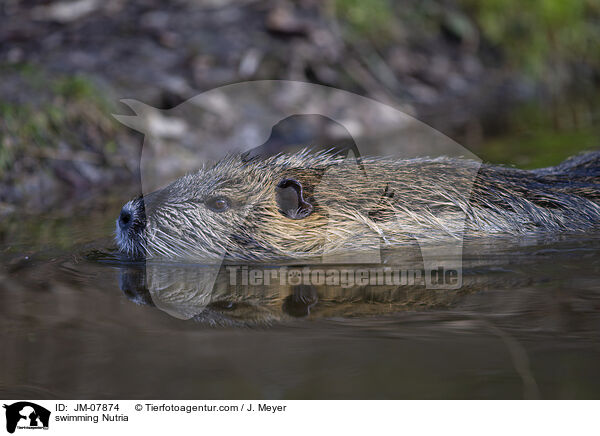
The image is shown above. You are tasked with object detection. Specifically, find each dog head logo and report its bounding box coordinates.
[3,402,50,434]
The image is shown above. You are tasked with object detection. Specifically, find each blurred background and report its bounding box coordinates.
[1,0,600,400]
[1,0,599,213]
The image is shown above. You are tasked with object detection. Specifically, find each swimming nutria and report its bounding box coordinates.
[115,150,600,261]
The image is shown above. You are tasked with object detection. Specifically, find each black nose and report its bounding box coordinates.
[118,208,133,231]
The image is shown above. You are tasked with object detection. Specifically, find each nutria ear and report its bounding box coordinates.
[276,178,313,219]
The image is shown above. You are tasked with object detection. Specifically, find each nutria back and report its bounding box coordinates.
[471,151,600,233]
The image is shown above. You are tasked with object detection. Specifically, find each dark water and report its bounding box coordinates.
[2,189,600,399]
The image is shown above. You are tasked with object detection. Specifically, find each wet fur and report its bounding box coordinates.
[116,150,600,260]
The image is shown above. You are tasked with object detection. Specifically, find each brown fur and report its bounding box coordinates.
[116,150,600,260]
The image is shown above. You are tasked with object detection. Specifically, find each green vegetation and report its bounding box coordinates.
[54,75,105,102]
[0,66,118,173]
[333,0,600,82]
[459,0,600,76]
[331,0,396,40]
[479,128,598,169]
[477,95,600,168]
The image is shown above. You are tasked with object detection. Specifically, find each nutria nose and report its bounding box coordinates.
[118,208,133,231]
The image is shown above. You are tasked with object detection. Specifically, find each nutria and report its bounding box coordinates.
[115,150,600,261]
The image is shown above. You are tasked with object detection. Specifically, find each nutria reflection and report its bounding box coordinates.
[116,255,483,325]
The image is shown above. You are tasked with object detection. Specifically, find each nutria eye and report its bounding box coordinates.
[206,196,230,212]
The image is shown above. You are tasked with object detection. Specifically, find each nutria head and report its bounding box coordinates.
[115,151,370,261]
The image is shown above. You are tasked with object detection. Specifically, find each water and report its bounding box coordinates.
[2,189,600,399]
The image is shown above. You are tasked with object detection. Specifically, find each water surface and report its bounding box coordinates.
[2,191,600,399]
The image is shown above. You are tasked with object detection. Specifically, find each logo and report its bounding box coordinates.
[113,80,480,300]
[3,402,50,434]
